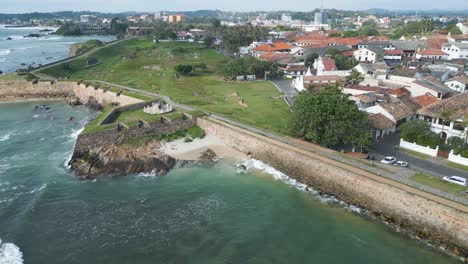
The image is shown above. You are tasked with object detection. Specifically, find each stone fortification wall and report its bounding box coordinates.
[74,118,197,156]
[0,81,143,107]
[198,118,468,255]
[0,80,74,99]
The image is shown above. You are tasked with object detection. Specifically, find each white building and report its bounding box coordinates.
[415,49,449,60]
[353,47,384,63]
[457,23,468,34]
[143,102,173,115]
[441,43,468,60]
[281,14,292,23]
[418,93,468,141]
[444,76,468,93]
[80,15,98,24]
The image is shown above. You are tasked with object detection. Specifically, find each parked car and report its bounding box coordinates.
[394,161,409,168]
[442,176,468,187]
[380,156,396,165]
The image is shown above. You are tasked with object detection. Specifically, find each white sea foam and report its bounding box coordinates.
[0,133,11,142]
[137,170,159,178]
[70,127,84,140]
[0,238,24,264]
[0,49,12,56]
[242,159,347,206]
[30,184,47,194]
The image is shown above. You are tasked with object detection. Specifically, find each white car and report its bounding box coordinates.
[443,176,468,187]
[394,161,409,168]
[380,156,396,165]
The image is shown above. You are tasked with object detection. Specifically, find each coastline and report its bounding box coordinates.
[0,97,63,104]
[160,133,248,161]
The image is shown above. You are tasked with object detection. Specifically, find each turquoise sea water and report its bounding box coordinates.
[0,25,115,73]
[0,102,457,264]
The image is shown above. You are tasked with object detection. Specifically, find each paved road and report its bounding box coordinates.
[371,133,468,178]
[271,80,298,106]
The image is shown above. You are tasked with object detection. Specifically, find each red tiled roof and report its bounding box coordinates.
[321,58,337,71]
[384,49,404,55]
[304,75,346,82]
[367,36,390,41]
[387,87,410,98]
[414,93,439,107]
[368,113,396,130]
[325,37,362,46]
[253,42,293,52]
[417,49,448,56]
[341,50,355,57]
[452,34,468,40]
[424,36,449,49]
[259,52,290,61]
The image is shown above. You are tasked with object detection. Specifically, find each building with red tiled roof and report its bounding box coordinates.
[415,49,449,60]
[259,52,290,62]
[252,42,293,52]
[384,50,404,55]
[414,93,439,107]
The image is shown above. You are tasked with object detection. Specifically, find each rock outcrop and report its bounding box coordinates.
[69,141,176,179]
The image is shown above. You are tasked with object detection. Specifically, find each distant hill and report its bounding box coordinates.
[0,11,134,22]
[365,8,468,16]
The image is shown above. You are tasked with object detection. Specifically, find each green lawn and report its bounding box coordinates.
[109,108,162,125]
[447,162,468,172]
[400,148,431,159]
[39,37,290,134]
[411,173,467,194]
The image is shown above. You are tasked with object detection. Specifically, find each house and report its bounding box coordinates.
[251,42,293,58]
[325,37,362,48]
[414,93,439,107]
[418,93,468,140]
[449,34,468,43]
[314,57,337,74]
[390,68,422,79]
[354,63,389,78]
[259,52,290,62]
[367,113,396,139]
[444,76,468,93]
[365,98,418,126]
[176,31,192,41]
[441,43,468,60]
[415,49,449,60]
[413,77,453,99]
[284,63,308,78]
[126,27,155,37]
[457,23,468,35]
[350,93,377,109]
[391,40,423,58]
[293,72,345,91]
[384,50,403,62]
[353,47,384,63]
[168,14,186,23]
[357,41,392,50]
[189,28,205,39]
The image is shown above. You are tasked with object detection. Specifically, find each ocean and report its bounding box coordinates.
[0,101,457,263]
[0,25,115,74]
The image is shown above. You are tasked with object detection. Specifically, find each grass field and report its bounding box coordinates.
[39,37,290,134]
[411,173,467,194]
[400,148,431,159]
[447,162,468,172]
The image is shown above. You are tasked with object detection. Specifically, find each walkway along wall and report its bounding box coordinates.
[0,81,143,106]
[198,117,468,255]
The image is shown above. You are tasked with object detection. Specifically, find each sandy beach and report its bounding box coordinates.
[159,133,248,161]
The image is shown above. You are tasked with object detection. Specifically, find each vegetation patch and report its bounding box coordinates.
[411,173,467,194]
[121,126,205,147]
[38,38,290,134]
[400,148,431,159]
[447,162,468,172]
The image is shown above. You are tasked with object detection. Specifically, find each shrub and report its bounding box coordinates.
[174,64,193,75]
[187,126,205,139]
[448,137,468,157]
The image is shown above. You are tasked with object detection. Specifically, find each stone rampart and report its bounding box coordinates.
[198,117,468,255]
[0,80,143,107]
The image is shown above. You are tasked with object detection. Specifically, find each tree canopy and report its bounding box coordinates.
[288,87,373,149]
[221,57,280,79]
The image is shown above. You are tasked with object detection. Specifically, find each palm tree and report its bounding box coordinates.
[438,108,454,141]
[462,115,468,144]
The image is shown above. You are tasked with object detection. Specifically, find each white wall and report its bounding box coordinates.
[448,150,468,166]
[400,139,438,157]
[444,80,467,93]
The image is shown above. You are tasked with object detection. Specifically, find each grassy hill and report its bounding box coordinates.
[39,37,290,134]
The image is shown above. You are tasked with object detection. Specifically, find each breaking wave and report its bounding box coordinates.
[0,238,23,264]
[241,159,362,209]
[0,49,12,56]
[0,133,12,142]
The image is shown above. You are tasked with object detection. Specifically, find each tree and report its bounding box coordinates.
[203,35,214,48]
[174,64,193,75]
[305,53,319,68]
[438,108,454,140]
[328,32,342,37]
[447,24,462,35]
[399,120,439,148]
[346,69,364,85]
[288,87,373,149]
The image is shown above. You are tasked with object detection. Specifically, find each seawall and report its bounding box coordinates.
[198,117,468,256]
[0,80,142,106]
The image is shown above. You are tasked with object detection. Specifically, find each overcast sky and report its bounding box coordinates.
[1,0,467,13]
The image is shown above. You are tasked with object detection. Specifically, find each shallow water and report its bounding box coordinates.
[0,25,115,73]
[0,101,458,264]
